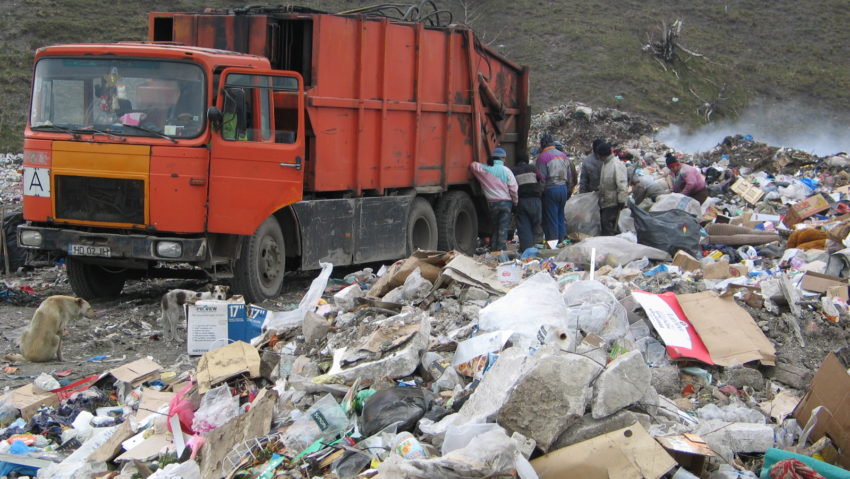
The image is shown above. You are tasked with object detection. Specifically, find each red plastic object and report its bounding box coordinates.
[50,374,100,401]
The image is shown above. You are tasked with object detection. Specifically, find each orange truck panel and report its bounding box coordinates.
[149,146,209,233]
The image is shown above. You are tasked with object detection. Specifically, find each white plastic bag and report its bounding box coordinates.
[281,394,349,451]
[477,273,567,350]
[650,193,700,217]
[262,262,333,332]
[401,267,432,301]
[562,280,629,342]
[34,373,60,392]
[191,385,242,434]
[565,192,601,236]
[147,460,201,479]
[617,208,636,234]
[555,236,670,267]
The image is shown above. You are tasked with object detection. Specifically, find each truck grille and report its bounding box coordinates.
[55,175,144,224]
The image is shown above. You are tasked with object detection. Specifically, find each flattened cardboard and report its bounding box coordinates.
[196,341,261,393]
[531,424,676,479]
[784,194,830,227]
[107,358,162,386]
[800,271,847,294]
[702,260,731,279]
[827,285,849,301]
[672,251,702,273]
[793,353,850,469]
[676,291,776,366]
[631,291,713,364]
[133,388,176,423]
[731,178,765,205]
[89,420,133,463]
[438,255,508,294]
[114,433,171,463]
[2,383,58,420]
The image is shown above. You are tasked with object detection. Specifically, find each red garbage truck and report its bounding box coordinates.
[18,6,530,302]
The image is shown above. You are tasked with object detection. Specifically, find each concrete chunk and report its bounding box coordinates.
[497,353,601,451]
[551,410,639,449]
[302,311,331,343]
[592,350,651,419]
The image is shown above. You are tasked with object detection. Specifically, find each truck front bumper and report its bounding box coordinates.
[17,225,208,262]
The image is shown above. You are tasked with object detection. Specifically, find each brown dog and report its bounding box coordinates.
[20,295,95,362]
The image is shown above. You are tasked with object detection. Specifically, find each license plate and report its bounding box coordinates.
[68,244,111,257]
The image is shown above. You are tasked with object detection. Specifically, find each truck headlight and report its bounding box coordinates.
[156,241,182,258]
[19,230,42,247]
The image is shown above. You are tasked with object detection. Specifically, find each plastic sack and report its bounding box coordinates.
[630,201,700,257]
[778,182,812,202]
[37,426,117,479]
[442,423,502,455]
[650,193,700,217]
[191,385,242,434]
[554,236,671,267]
[168,382,196,435]
[262,262,333,332]
[401,267,433,301]
[477,272,567,350]
[565,192,601,236]
[359,387,431,437]
[282,394,349,451]
[617,208,636,234]
[147,460,201,479]
[562,280,629,342]
[34,373,60,393]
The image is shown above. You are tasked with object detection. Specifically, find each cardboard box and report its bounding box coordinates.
[187,298,263,355]
[672,251,702,273]
[827,284,849,301]
[196,341,261,393]
[730,178,765,205]
[784,194,831,227]
[799,271,847,294]
[793,353,850,469]
[702,260,731,279]
[2,384,58,420]
[531,423,676,479]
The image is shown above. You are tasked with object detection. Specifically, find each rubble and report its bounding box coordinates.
[5,103,850,478]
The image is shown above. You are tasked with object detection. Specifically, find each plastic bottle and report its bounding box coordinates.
[392,431,429,459]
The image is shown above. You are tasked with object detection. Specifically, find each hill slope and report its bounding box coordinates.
[1,0,849,152]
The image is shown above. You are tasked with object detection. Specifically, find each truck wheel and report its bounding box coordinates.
[233,216,285,303]
[66,258,126,299]
[436,191,478,254]
[2,212,26,272]
[407,198,438,254]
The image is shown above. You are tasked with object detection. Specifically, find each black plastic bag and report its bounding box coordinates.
[630,201,700,257]
[358,387,431,437]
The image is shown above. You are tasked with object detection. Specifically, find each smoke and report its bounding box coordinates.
[656,100,850,156]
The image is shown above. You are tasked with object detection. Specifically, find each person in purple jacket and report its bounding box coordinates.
[666,153,709,204]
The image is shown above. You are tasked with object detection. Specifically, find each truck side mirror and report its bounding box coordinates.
[207,107,223,131]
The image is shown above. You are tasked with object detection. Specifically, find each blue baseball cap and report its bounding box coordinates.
[492,147,507,158]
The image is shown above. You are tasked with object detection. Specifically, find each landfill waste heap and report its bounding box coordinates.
[1,103,850,478]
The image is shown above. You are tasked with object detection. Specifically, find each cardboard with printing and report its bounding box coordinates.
[784,194,831,227]
[793,353,850,469]
[187,298,246,355]
[676,291,776,366]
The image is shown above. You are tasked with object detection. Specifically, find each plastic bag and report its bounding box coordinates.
[562,280,629,342]
[147,460,201,479]
[401,267,433,301]
[359,387,431,437]
[630,201,700,257]
[34,373,60,393]
[477,272,567,350]
[554,236,670,267]
[169,382,196,435]
[191,385,241,434]
[442,423,503,455]
[282,394,349,451]
[617,208,636,234]
[650,193,700,217]
[262,262,333,332]
[565,192,601,236]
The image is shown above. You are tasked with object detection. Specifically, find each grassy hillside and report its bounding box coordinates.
[1,0,849,152]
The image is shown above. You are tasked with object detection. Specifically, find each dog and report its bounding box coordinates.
[20,295,95,362]
[159,285,229,342]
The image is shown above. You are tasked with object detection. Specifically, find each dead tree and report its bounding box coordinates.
[643,19,705,64]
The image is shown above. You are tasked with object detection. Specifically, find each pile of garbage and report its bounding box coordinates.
[0,153,22,207]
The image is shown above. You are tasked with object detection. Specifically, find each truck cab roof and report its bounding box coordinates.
[35,43,272,70]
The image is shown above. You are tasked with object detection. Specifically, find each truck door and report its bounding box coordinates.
[207,69,305,235]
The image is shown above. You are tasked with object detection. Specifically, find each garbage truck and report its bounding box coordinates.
[18,6,530,302]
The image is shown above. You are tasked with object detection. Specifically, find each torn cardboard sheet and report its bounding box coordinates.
[115,433,171,463]
[200,388,277,479]
[438,255,508,294]
[631,291,713,364]
[793,353,850,470]
[531,423,676,479]
[196,341,261,393]
[759,390,802,424]
[2,383,58,420]
[134,388,176,423]
[676,291,776,366]
[367,251,457,298]
[106,358,162,386]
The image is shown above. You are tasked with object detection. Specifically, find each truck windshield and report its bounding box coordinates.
[30,58,205,139]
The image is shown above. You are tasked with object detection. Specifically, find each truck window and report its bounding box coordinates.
[220,73,299,144]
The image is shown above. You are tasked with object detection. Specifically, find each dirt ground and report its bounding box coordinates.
[0,266,323,390]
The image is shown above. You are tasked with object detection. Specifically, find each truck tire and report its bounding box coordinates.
[1,213,26,272]
[407,198,438,254]
[436,191,478,254]
[66,258,126,299]
[233,216,285,303]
